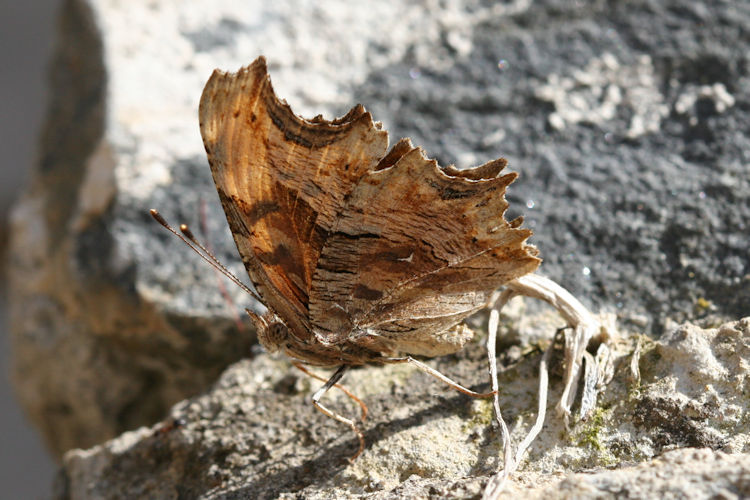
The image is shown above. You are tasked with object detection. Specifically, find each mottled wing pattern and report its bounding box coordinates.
[309,141,540,353]
[199,57,388,341]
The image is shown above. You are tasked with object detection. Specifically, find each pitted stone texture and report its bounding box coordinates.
[56,318,750,499]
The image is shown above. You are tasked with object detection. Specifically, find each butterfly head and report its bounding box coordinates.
[245,309,288,353]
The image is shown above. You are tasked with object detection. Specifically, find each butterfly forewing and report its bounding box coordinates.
[199,57,388,342]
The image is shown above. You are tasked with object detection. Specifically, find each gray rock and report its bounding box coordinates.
[524,448,750,500]
[6,0,749,496]
[55,317,750,499]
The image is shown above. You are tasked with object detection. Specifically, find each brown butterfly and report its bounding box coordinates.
[154,56,543,460]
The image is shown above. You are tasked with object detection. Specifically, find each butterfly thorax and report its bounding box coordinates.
[248,310,389,367]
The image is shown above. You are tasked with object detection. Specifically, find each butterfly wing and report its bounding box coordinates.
[199,57,388,341]
[308,142,540,354]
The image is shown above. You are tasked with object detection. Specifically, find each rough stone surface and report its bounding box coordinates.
[56,317,750,499]
[6,0,749,496]
[521,448,750,500]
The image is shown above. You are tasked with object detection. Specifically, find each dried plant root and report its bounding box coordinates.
[483,273,614,499]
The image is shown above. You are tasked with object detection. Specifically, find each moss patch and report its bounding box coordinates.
[573,408,617,466]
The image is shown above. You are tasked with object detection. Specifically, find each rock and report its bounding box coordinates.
[523,448,750,500]
[55,317,750,499]
[6,0,749,496]
[634,319,750,454]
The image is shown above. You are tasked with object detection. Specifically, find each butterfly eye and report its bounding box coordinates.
[260,321,288,352]
[256,321,287,352]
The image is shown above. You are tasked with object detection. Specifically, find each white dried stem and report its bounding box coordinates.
[484,309,515,497]
[505,273,604,423]
[579,350,598,419]
[483,273,610,498]
[483,299,553,500]
[513,342,551,464]
[630,336,643,385]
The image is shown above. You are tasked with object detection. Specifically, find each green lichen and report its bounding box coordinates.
[694,297,713,315]
[462,398,496,433]
[633,335,661,383]
[576,408,606,450]
[573,407,617,466]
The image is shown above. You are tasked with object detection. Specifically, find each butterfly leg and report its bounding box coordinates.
[292,362,368,421]
[309,365,366,462]
[382,356,496,398]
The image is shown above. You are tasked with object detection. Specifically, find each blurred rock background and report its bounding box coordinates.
[0,1,61,498]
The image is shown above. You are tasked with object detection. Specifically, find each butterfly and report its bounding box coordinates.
[154,55,550,461]
[199,56,539,364]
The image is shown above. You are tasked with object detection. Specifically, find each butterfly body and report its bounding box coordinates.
[199,56,540,368]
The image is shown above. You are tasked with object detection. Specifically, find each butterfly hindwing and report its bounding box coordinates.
[309,144,540,352]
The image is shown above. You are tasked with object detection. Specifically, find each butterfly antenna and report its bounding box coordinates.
[149,209,263,302]
[178,221,261,301]
[199,198,246,332]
